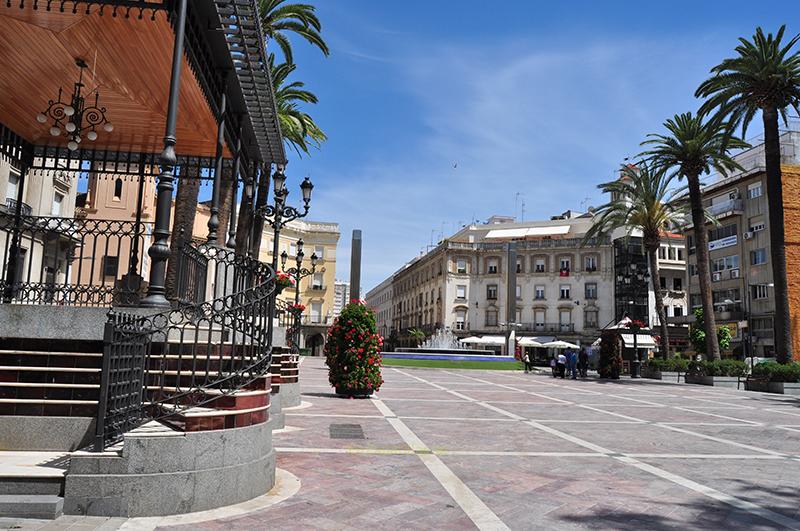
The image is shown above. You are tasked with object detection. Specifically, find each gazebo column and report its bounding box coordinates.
[2,158,30,303]
[226,124,243,249]
[207,76,228,245]
[141,0,188,308]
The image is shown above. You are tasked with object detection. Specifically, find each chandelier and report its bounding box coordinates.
[36,58,114,151]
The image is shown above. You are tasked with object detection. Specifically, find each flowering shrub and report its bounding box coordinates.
[325,301,384,395]
[290,303,306,312]
[625,319,647,331]
[598,330,622,379]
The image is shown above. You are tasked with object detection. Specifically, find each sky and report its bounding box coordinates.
[273,0,796,293]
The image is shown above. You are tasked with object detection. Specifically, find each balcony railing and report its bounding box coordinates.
[3,198,32,217]
[707,199,744,218]
[518,323,575,333]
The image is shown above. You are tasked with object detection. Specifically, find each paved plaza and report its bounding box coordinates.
[5,358,800,530]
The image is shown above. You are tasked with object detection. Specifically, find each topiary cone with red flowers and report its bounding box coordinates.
[325,300,384,397]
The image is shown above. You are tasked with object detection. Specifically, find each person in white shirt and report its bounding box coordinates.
[556,353,567,378]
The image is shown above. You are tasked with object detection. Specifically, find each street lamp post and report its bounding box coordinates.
[280,239,320,354]
[257,168,314,346]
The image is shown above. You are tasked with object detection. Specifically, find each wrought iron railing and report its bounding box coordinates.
[0,212,152,306]
[94,240,277,449]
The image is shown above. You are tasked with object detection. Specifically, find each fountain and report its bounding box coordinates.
[385,327,512,362]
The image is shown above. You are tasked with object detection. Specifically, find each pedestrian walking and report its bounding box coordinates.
[556,352,567,379]
[523,351,532,374]
[550,357,557,378]
[578,349,589,378]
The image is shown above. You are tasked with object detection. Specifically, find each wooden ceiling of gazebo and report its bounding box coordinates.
[0,6,229,157]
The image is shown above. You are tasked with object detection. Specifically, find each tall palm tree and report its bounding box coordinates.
[641,113,748,361]
[584,163,689,358]
[271,55,327,155]
[259,0,329,64]
[696,26,800,363]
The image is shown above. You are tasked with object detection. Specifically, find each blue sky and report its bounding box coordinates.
[275,0,795,292]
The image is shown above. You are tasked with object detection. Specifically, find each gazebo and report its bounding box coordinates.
[0,0,296,518]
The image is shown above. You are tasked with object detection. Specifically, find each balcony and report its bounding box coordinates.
[310,284,325,291]
[2,197,32,217]
[707,199,744,219]
[519,323,575,333]
[301,315,333,326]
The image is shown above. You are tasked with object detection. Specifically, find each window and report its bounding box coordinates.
[311,303,323,323]
[712,255,739,272]
[674,306,684,317]
[747,181,763,199]
[752,284,770,300]
[289,242,297,256]
[534,285,545,300]
[690,294,702,308]
[585,310,598,328]
[534,258,546,273]
[668,247,676,260]
[516,259,523,273]
[559,310,572,331]
[6,169,19,201]
[534,309,545,328]
[312,272,324,289]
[456,259,467,274]
[102,255,119,278]
[455,310,466,330]
[487,259,498,274]
[585,283,597,299]
[314,246,324,259]
[673,277,683,291]
[750,248,767,266]
[687,235,696,255]
[51,192,63,216]
[487,284,498,300]
[113,178,123,200]
[456,285,466,299]
[677,248,684,261]
[485,310,498,327]
[659,276,667,289]
[559,284,571,300]
[515,285,522,299]
[584,255,597,271]
[708,224,738,244]
[559,258,571,271]
[658,247,666,260]
[689,264,697,276]
[713,288,741,306]
[749,216,765,233]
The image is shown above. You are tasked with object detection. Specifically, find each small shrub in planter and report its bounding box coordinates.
[648,357,688,373]
[598,330,622,379]
[752,362,800,383]
[687,359,747,377]
[325,301,384,397]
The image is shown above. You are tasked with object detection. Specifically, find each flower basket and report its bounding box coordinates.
[325,301,384,397]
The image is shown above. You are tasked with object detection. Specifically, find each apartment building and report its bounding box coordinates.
[373,211,686,351]
[365,276,393,338]
[0,158,79,291]
[678,144,800,358]
[332,280,350,317]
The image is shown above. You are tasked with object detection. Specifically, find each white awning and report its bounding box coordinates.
[485,225,571,240]
[459,336,484,344]
[479,335,508,346]
[620,334,656,348]
[542,340,581,349]
[518,337,544,347]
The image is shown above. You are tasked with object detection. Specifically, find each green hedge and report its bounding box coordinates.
[686,359,747,377]
[752,362,800,383]
[646,357,689,373]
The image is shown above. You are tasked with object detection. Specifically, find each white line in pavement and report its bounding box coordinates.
[440,370,572,404]
[371,396,509,531]
[393,368,800,530]
[675,407,762,426]
[654,423,786,457]
[578,404,648,423]
[286,413,384,419]
[276,447,415,455]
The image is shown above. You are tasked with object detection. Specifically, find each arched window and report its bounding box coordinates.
[113,178,123,200]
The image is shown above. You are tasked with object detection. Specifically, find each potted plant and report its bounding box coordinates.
[748,362,800,394]
[325,301,384,397]
[275,272,295,294]
[685,359,747,387]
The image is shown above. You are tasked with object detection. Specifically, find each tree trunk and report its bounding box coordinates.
[647,243,670,359]
[687,172,721,360]
[165,167,201,299]
[216,174,233,249]
[235,179,253,255]
[762,107,793,363]
[250,164,271,260]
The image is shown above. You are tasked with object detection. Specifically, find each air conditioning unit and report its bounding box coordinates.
[730,269,741,279]
[712,272,722,282]
[743,231,754,240]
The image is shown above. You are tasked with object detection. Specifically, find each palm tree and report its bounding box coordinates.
[584,163,689,358]
[271,55,327,155]
[259,0,329,64]
[696,26,800,363]
[641,113,748,361]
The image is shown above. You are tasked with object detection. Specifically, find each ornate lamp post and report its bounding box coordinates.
[257,168,313,343]
[280,239,320,353]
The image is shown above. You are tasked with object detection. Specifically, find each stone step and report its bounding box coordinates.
[0,494,63,519]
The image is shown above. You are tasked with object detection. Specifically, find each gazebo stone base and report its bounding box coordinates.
[280,382,301,408]
[63,420,275,517]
